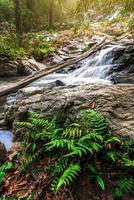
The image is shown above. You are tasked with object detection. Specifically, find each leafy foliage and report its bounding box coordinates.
[16,110,134,198]
[80,110,109,134]
[114,177,134,198]
[0,162,13,184]
[0,33,26,59]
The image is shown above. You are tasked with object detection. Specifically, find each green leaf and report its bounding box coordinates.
[0,172,5,184]
[96,175,105,191]
[106,136,121,144]
[4,162,13,171]
[88,164,97,174]
[107,151,117,162]
[54,163,81,192]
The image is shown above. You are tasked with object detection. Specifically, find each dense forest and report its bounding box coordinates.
[0,0,134,200]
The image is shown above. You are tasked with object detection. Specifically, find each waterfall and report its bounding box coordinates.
[24,45,124,92]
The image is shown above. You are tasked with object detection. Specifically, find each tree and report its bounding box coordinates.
[14,0,23,46]
[48,0,54,28]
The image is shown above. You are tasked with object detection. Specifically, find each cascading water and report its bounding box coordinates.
[24,45,123,92]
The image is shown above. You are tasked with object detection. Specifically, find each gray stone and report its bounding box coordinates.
[4,84,134,138]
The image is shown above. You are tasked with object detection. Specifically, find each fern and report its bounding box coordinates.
[21,153,38,172]
[45,139,75,151]
[80,111,108,134]
[105,136,121,144]
[88,164,105,191]
[79,132,103,143]
[51,163,81,193]
[114,177,134,198]
[0,162,13,184]
[17,110,134,198]
[52,158,69,176]
[63,127,83,138]
[107,151,117,162]
[122,153,134,167]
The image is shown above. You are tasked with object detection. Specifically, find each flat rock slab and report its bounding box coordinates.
[5,84,134,138]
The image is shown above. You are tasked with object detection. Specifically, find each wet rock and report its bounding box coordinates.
[55,80,65,86]
[111,74,134,84]
[0,141,7,163]
[108,43,134,75]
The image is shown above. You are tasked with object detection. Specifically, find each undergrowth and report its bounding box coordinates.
[13,110,134,199]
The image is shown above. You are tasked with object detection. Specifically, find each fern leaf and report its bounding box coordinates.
[106,136,121,144]
[81,111,108,134]
[52,158,69,176]
[114,177,134,198]
[107,151,117,162]
[96,175,105,191]
[63,127,82,138]
[45,139,75,151]
[54,163,81,192]
[79,132,103,143]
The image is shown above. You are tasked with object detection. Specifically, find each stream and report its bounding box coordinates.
[24,42,134,93]
[24,45,115,92]
[0,41,133,151]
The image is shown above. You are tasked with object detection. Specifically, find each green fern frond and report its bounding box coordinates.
[21,153,38,172]
[79,132,103,143]
[80,111,108,134]
[16,122,35,129]
[124,159,134,167]
[107,151,117,162]
[105,136,121,144]
[52,163,81,193]
[96,175,105,191]
[52,158,69,176]
[114,177,134,198]
[89,142,102,153]
[45,139,75,151]
[29,112,57,130]
[122,154,134,167]
[77,142,94,154]
[63,127,83,138]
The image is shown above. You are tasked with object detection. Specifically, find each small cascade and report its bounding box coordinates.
[24,45,124,92]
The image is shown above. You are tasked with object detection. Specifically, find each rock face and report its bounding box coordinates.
[0,142,7,163]
[109,41,134,83]
[0,59,18,76]
[5,84,134,138]
[0,57,46,77]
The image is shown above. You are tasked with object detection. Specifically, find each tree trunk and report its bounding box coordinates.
[49,0,54,28]
[14,0,23,46]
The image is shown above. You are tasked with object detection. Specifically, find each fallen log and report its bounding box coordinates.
[0,37,107,97]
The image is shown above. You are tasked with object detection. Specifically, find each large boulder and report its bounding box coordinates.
[0,59,18,76]
[4,84,134,138]
[0,57,46,77]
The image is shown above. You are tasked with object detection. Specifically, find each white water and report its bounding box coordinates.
[24,45,122,93]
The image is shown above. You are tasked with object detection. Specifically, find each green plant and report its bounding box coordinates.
[114,177,134,198]
[0,33,26,59]
[24,34,54,60]
[16,110,134,198]
[0,162,13,184]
